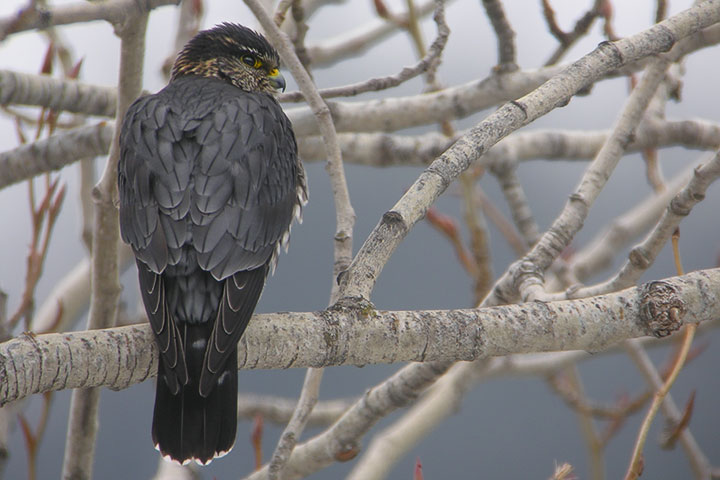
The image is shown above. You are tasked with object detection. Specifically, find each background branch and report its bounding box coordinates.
[61,11,148,480]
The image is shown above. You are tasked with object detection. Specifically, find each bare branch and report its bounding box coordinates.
[573,148,720,298]
[245,0,353,293]
[492,164,540,248]
[509,56,672,304]
[481,0,518,72]
[0,70,117,117]
[237,393,352,426]
[267,368,324,480]
[340,2,720,303]
[625,340,712,478]
[305,0,440,67]
[543,0,604,66]
[568,164,695,284]
[2,268,718,404]
[0,122,112,190]
[61,11,148,480]
[0,0,177,39]
[160,0,204,79]
[278,0,448,102]
[4,116,719,194]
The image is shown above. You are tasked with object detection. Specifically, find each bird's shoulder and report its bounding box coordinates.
[122,75,295,152]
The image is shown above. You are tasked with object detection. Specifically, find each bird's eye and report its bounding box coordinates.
[242,55,263,69]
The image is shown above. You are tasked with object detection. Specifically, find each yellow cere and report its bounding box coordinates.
[269,68,279,77]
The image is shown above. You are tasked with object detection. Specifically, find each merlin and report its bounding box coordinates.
[118,23,307,465]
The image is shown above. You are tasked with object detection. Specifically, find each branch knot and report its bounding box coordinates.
[638,280,685,338]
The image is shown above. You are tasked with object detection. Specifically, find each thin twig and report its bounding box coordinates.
[655,0,668,23]
[481,0,518,72]
[459,174,493,305]
[266,368,324,480]
[473,185,527,256]
[491,164,540,248]
[278,0,448,102]
[305,0,439,67]
[548,372,650,420]
[543,0,605,66]
[624,326,696,479]
[625,340,712,478]
[425,207,478,276]
[7,178,65,331]
[563,367,605,480]
[237,394,353,426]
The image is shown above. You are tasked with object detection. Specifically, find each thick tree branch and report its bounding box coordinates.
[0,70,117,117]
[242,266,719,480]
[0,122,113,190]
[1,268,718,405]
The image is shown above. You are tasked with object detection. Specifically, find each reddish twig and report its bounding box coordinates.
[474,186,527,256]
[17,391,54,480]
[541,0,569,44]
[7,177,66,331]
[425,207,478,277]
[414,457,424,480]
[252,413,264,471]
[660,390,696,450]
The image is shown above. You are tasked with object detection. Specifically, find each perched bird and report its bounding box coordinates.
[118,23,307,465]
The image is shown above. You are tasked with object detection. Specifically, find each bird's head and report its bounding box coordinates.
[171,23,286,94]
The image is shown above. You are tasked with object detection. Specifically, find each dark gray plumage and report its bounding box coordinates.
[118,23,307,465]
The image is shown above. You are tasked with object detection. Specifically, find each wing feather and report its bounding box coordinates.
[136,259,188,394]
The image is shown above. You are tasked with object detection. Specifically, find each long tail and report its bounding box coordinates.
[152,323,238,465]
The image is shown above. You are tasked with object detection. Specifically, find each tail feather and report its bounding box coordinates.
[152,324,238,465]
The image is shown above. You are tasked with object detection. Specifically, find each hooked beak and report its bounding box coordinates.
[269,71,286,92]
